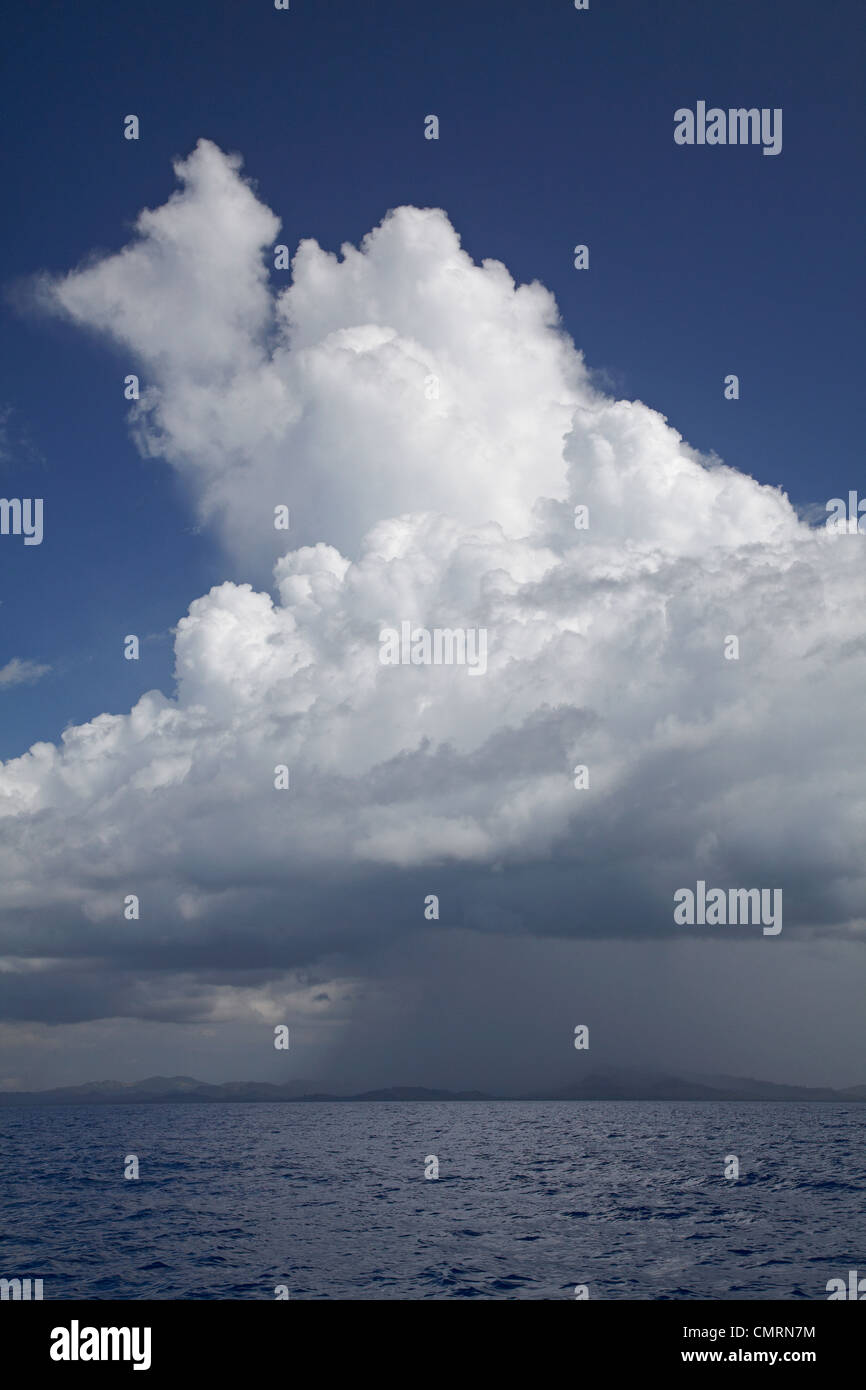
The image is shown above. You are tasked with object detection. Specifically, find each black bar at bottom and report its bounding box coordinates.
[2,1298,858,1376]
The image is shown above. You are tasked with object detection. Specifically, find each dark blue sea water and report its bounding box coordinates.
[1,1101,864,1300]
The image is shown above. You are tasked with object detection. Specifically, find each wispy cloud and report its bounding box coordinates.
[0,658,50,689]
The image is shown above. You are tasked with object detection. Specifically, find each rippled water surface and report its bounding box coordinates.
[1,1101,863,1299]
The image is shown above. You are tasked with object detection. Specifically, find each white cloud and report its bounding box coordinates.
[4,139,864,1031]
[0,658,50,688]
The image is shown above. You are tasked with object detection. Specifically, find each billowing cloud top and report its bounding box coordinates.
[3,139,864,1029]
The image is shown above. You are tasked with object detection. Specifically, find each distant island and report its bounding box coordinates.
[1,1068,865,1106]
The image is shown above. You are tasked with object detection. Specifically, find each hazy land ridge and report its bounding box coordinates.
[2,1069,865,1105]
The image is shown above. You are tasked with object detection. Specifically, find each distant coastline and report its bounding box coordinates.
[2,1070,864,1106]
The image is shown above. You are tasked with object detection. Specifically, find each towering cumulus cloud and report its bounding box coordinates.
[3,140,864,1049]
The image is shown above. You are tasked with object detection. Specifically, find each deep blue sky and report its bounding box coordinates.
[0,0,862,760]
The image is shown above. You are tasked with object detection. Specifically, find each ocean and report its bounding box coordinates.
[1,1100,863,1300]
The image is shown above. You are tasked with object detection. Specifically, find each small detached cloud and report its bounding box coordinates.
[0,658,50,689]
